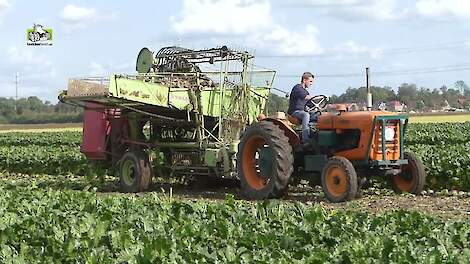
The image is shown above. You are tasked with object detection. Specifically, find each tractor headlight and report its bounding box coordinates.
[384,127,395,141]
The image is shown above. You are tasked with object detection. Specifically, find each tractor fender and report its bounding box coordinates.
[264,118,301,146]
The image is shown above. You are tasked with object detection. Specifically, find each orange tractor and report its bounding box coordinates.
[237,96,426,202]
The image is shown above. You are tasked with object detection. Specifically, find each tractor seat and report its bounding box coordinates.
[287,114,300,125]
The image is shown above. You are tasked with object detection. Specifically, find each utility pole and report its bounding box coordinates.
[15,72,18,112]
[366,67,372,111]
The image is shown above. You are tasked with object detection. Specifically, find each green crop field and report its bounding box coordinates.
[1,186,469,263]
[0,122,469,262]
[409,113,470,123]
[0,123,82,133]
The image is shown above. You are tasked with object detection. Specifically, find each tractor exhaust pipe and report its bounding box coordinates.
[366,67,372,111]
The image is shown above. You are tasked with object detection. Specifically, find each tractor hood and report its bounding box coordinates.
[317,111,407,130]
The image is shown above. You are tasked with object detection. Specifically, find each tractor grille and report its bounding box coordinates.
[370,122,401,161]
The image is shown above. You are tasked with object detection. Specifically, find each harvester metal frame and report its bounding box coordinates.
[60,46,276,190]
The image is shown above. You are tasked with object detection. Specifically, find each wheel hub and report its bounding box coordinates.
[258,146,273,181]
[333,176,340,185]
[122,160,136,186]
[242,136,272,190]
[326,166,347,197]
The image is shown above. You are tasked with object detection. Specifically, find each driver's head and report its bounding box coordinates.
[301,72,314,88]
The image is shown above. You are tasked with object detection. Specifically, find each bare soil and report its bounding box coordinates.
[144,179,470,220]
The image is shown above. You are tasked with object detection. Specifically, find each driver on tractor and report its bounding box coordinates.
[287,72,319,142]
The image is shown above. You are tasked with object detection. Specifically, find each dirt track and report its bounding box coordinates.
[324,195,470,219]
[144,180,470,220]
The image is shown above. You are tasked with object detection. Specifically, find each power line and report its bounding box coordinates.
[256,40,470,58]
[277,64,470,79]
[374,67,470,76]
[278,1,368,8]
[380,41,470,54]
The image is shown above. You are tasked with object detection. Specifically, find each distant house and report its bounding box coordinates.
[387,100,405,112]
[441,100,452,111]
[327,103,363,112]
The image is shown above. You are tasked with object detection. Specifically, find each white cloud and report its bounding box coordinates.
[171,0,323,55]
[171,0,273,35]
[8,46,52,66]
[61,4,97,25]
[88,61,134,76]
[290,0,470,21]
[333,41,383,59]
[286,0,366,7]
[2,46,57,99]
[0,0,11,10]
[6,47,55,81]
[416,0,470,20]
[351,0,408,20]
[255,25,323,55]
[89,62,106,76]
[60,4,119,31]
[289,0,409,21]
[0,0,12,25]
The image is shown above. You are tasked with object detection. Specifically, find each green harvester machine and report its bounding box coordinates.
[59,46,276,192]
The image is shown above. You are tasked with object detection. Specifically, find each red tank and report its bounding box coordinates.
[80,103,109,160]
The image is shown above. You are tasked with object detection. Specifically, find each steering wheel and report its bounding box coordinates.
[305,95,329,113]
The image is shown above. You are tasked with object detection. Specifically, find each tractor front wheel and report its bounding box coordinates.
[390,152,426,194]
[118,150,152,193]
[321,156,358,202]
[238,121,294,199]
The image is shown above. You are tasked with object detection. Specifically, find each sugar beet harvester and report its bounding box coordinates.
[59,46,426,202]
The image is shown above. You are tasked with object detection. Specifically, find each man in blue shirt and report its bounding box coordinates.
[287,72,319,142]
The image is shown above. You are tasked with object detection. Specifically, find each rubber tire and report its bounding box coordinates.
[390,152,426,194]
[118,151,152,193]
[321,156,358,202]
[238,121,294,199]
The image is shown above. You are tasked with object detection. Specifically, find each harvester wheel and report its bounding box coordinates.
[390,152,426,194]
[238,121,294,199]
[118,150,152,193]
[321,156,357,202]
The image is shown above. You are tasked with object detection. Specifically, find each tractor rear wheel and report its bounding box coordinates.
[119,150,152,193]
[321,156,358,202]
[390,152,426,194]
[238,121,294,199]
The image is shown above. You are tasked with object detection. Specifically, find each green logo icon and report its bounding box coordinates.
[27,24,53,46]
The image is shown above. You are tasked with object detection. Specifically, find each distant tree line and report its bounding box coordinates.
[0,97,82,124]
[267,80,470,113]
[1,80,469,124]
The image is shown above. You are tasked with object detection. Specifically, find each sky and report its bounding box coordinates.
[0,0,469,102]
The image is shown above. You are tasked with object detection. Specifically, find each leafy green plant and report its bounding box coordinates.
[0,131,81,147]
[405,122,470,190]
[0,123,468,190]
[406,122,470,145]
[0,188,468,263]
